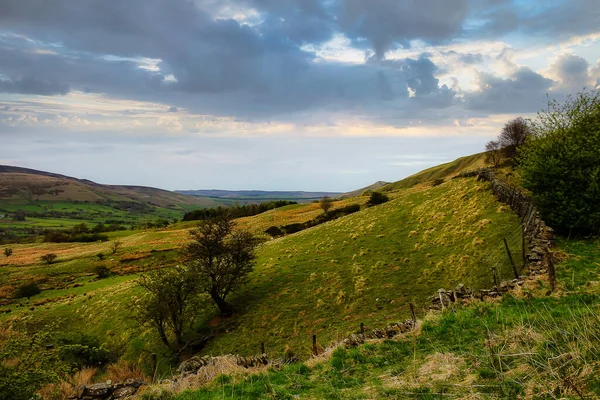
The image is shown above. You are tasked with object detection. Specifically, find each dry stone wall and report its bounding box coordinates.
[67,379,144,400]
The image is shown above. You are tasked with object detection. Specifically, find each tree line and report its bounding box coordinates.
[182,200,297,222]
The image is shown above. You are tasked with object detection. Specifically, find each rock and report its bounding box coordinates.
[178,355,211,375]
[343,333,365,348]
[85,382,111,397]
[123,379,144,388]
[111,386,137,399]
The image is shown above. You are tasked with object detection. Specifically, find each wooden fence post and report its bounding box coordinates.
[410,303,416,325]
[312,335,318,356]
[521,228,527,271]
[261,342,265,355]
[547,252,556,292]
[360,322,364,334]
[491,266,498,287]
[503,238,519,279]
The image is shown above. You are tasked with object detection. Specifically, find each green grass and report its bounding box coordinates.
[384,152,487,191]
[555,237,600,292]
[143,236,600,399]
[0,199,190,234]
[171,292,600,399]
[201,177,522,358]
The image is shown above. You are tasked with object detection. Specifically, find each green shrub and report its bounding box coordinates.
[4,247,13,257]
[40,253,57,264]
[13,282,41,299]
[520,90,600,234]
[367,191,389,206]
[265,226,284,238]
[93,265,111,279]
[58,343,113,368]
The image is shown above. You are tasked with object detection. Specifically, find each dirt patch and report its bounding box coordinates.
[207,314,236,328]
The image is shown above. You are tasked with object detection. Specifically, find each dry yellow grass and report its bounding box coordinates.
[104,359,147,383]
[37,367,96,400]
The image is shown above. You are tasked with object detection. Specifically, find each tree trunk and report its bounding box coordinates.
[210,291,233,315]
[157,326,173,351]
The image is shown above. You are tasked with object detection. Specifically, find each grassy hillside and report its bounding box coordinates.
[1,161,537,399]
[151,240,600,400]
[0,175,521,354]
[202,176,522,357]
[0,166,222,241]
[383,152,487,191]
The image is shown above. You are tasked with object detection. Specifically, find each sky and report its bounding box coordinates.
[1,0,599,191]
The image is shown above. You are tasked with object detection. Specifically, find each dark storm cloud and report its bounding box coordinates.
[243,0,335,44]
[336,0,469,58]
[464,67,554,113]
[469,0,600,40]
[0,0,458,123]
[0,0,598,120]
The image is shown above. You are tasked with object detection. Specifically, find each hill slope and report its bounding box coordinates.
[384,152,487,191]
[0,165,218,208]
[202,175,522,357]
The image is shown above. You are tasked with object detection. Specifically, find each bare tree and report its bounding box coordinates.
[499,117,532,158]
[485,140,502,167]
[186,217,258,315]
[319,196,334,214]
[135,265,201,351]
[110,240,122,255]
[40,253,57,264]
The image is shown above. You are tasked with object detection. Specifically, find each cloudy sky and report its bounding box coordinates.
[1,0,599,191]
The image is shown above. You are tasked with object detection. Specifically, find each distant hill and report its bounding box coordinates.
[176,189,342,204]
[339,181,390,198]
[0,165,218,208]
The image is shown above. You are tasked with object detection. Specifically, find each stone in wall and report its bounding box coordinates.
[68,379,144,400]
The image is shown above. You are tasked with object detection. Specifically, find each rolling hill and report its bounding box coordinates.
[0,165,219,208]
[5,152,599,399]
[383,152,488,191]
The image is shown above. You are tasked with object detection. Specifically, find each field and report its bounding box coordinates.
[6,153,594,399]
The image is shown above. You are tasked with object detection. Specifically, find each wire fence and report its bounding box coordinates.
[480,225,526,285]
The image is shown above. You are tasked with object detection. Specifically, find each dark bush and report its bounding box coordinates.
[183,200,297,222]
[40,253,57,264]
[281,223,305,234]
[14,283,41,299]
[44,230,108,243]
[94,265,112,279]
[431,178,445,187]
[367,192,389,206]
[265,226,284,238]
